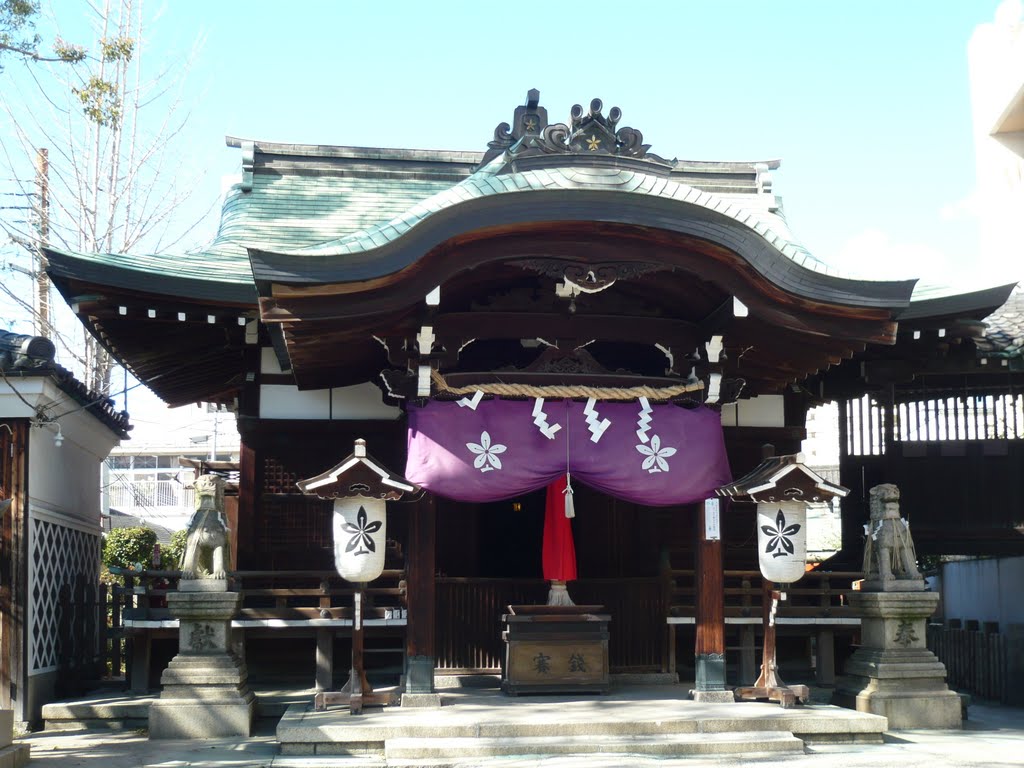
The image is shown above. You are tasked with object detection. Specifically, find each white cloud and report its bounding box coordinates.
[833,229,958,282]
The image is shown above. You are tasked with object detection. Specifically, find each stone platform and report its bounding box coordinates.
[277,684,888,760]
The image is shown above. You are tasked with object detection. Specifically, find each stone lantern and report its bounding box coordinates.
[717,448,848,707]
[298,438,421,714]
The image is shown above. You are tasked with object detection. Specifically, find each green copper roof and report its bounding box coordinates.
[284,158,835,276]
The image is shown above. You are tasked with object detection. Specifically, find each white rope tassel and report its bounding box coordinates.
[563,473,575,519]
[547,580,576,607]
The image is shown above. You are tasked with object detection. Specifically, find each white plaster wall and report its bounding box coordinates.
[968,1,1024,281]
[940,556,1024,626]
[3,377,120,529]
[28,389,121,529]
[260,346,285,374]
[720,395,785,428]
[259,382,400,420]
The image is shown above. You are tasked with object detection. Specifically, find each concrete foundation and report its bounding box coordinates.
[148,590,254,739]
[834,590,962,729]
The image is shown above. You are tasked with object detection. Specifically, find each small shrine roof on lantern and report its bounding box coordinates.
[716,452,849,504]
[297,438,421,501]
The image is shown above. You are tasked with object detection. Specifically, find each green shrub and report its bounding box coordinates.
[164,528,188,569]
[102,526,158,571]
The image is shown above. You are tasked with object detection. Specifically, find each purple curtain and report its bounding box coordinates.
[405,398,731,507]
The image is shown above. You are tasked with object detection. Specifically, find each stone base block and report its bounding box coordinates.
[833,681,961,729]
[0,742,29,767]
[0,709,11,748]
[149,694,255,739]
[689,689,736,703]
[400,693,442,708]
[178,578,229,593]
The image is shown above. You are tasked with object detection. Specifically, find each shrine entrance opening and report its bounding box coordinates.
[433,482,689,675]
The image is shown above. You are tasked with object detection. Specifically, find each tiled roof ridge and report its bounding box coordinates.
[0,358,131,438]
[224,135,783,174]
[225,136,485,165]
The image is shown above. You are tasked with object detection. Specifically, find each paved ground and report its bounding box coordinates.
[17,700,1024,767]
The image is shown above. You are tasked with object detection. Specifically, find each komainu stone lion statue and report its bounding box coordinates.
[863,483,922,590]
[180,473,231,580]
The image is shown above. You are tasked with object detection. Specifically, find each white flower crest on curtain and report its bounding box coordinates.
[636,434,677,473]
[467,431,507,473]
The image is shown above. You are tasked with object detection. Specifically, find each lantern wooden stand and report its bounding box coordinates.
[298,439,421,715]
[312,588,397,714]
[717,448,848,709]
[735,580,808,708]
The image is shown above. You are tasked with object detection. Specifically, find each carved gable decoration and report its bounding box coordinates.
[482,88,550,165]
[481,91,671,170]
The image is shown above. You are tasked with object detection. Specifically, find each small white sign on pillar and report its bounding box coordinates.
[704,498,721,541]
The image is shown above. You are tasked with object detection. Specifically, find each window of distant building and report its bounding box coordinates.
[106,453,231,509]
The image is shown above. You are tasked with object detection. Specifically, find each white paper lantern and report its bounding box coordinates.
[756,501,807,585]
[332,497,387,583]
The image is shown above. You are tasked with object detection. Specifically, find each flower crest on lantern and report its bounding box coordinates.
[716,449,849,586]
[298,439,422,583]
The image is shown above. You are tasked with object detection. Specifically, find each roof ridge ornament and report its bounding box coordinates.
[480,90,667,168]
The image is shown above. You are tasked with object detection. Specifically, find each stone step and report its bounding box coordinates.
[383,731,804,760]
[41,695,155,731]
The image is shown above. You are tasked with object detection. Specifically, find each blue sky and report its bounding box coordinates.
[5,1,1006,287]
[0,0,1009,428]
[163,0,998,288]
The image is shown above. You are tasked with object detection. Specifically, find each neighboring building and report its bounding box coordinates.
[40,91,1021,701]
[968,0,1024,279]
[0,329,129,725]
[102,401,239,533]
[932,2,1024,643]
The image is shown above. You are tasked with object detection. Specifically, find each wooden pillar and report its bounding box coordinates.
[236,441,256,569]
[816,628,836,686]
[315,628,333,691]
[694,501,728,697]
[739,625,757,683]
[405,494,436,694]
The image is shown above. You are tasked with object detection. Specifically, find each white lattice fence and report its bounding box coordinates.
[28,515,101,674]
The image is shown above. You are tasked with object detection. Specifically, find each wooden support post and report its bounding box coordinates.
[816,628,835,686]
[313,587,398,713]
[350,591,365,715]
[315,628,333,692]
[739,625,757,684]
[694,501,728,698]
[735,580,809,708]
[129,633,152,693]
[406,494,436,695]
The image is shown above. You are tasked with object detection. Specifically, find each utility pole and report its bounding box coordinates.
[34,148,50,338]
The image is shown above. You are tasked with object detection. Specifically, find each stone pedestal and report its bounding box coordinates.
[149,589,255,739]
[834,590,961,729]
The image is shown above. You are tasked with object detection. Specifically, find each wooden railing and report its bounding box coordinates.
[115,568,407,623]
[435,577,670,673]
[668,569,863,619]
[928,622,1009,703]
[108,568,864,685]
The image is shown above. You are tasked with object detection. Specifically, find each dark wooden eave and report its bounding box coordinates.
[45,273,255,407]
[255,221,908,395]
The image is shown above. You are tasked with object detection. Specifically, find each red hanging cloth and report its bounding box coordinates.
[542,475,577,582]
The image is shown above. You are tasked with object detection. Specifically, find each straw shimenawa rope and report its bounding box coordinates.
[430,369,704,401]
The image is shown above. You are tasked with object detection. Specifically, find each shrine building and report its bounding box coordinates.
[40,91,1023,698]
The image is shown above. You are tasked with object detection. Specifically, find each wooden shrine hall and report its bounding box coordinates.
[43,90,1021,697]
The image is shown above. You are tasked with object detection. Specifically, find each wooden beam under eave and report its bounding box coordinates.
[257,222,908,336]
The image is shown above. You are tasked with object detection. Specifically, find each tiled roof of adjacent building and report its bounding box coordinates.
[978,285,1024,360]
